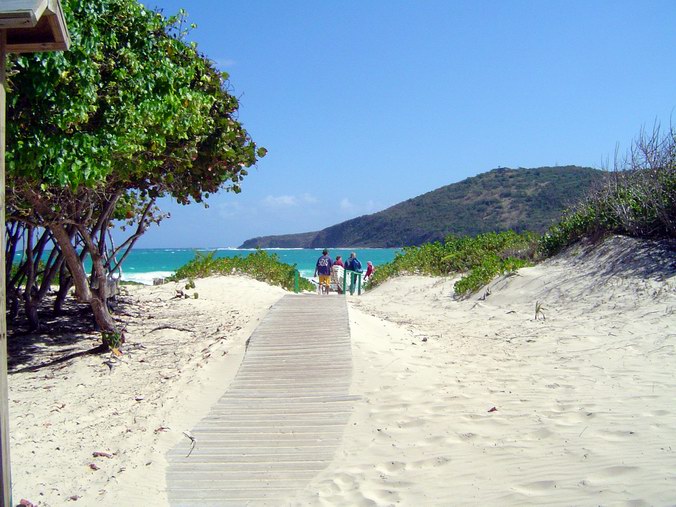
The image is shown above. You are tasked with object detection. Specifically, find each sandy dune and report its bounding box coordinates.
[7,235,676,506]
[293,235,676,506]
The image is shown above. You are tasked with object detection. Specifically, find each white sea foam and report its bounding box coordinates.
[121,271,174,285]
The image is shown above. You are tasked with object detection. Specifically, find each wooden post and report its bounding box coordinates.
[0,28,11,507]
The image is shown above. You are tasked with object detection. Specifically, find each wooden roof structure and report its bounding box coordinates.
[0,0,70,53]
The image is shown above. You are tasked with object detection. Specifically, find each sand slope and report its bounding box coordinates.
[293,236,676,506]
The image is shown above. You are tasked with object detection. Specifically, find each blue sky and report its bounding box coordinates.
[137,0,676,248]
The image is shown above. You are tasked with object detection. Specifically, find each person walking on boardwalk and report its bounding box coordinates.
[346,252,363,294]
[364,261,374,281]
[314,249,333,294]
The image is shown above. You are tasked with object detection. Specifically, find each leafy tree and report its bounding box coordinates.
[6,0,264,337]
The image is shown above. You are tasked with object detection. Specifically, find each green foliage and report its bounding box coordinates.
[169,250,314,292]
[10,259,60,287]
[370,231,538,297]
[7,0,263,201]
[5,0,266,333]
[540,125,675,256]
[102,331,123,350]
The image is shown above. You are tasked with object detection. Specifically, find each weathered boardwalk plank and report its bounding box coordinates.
[167,294,354,506]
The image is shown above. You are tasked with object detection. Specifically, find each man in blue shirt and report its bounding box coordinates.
[346,252,362,294]
[314,249,333,294]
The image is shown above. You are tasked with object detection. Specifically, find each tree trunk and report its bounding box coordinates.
[23,290,39,332]
[49,224,92,303]
[23,225,40,331]
[49,224,117,334]
[53,267,71,315]
[88,243,118,332]
[90,295,116,332]
[6,287,19,322]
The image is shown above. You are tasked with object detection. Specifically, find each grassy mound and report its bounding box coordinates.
[169,250,314,292]
[370,231,539,297]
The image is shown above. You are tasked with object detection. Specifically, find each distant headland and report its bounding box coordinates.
[239,165,605,248]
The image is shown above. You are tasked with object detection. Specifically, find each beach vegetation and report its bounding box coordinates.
[368,122,674,298]
[169,250,314,292]
[540,124,675,256]
[5,0,264,340]
[534,301,546,320]
[369,231,538,297]
[101,331,123,352]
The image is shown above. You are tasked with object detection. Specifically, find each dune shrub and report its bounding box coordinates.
[369,230,538,297]
[540,124,675,256]
[169,250,314,292]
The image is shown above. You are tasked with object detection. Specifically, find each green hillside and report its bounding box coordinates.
[240,166,606,248]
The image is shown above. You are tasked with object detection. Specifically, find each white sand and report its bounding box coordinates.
[7,235,676,506]
[293,235,676,506]
[8,276,286,506]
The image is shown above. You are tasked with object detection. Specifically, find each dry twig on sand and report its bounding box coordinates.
[183,431,197,457]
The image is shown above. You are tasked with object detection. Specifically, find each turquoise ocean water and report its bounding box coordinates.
[109,248,400,284]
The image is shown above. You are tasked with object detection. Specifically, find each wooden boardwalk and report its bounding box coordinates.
[167,294,356,506]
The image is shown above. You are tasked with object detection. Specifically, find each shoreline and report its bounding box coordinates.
[113,246,400,285]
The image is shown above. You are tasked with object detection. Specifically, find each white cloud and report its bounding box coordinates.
[339,198,381,215]
[339,198,356,212]
[301,193,318,204]
[217,201,245,218]
[263,195,298,207]
[213,57,236,68]
[363,199,378,213]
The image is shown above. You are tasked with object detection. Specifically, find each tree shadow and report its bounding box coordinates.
[7,292,135,373]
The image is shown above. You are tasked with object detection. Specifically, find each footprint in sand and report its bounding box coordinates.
[595,428,637,441]
[332,472,356,486]
[514,480,558,495]
[587,465,640,482]
[365,489,401,505]
[409,455,451,469]
[396,417,427,429]
[376,461,407,473]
